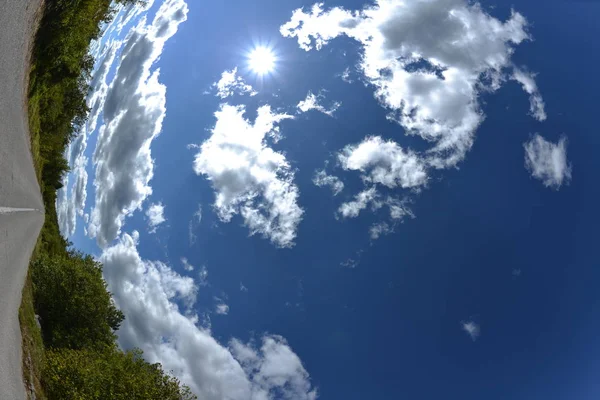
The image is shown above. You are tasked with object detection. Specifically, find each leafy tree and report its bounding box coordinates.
[31,253,124,351]
[44,347,197,400]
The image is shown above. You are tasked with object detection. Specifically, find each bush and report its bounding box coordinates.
[44,347,197,400]
[31,252,124,351]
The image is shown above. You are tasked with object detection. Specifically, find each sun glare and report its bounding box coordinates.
[248,46,276,75]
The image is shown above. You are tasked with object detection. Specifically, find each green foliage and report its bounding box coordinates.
[44,347,197,400]
[31,252,124,351]
[22,3,195,399]
[28,0,145,202]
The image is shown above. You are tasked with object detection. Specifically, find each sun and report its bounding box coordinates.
[248,46,276,75]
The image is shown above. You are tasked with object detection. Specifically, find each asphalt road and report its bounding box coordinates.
[0,0,45,398]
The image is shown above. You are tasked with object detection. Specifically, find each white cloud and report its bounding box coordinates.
[524,134,571,189]
[340,67,353,83]
[366,197,413,239]
[281,0,536,167]
[230,336,318,400]
[115,0,156,34]
[313,169,344,195]
[181,257,194,272]
[512,67,546,121]
[215,301,230,315]
[297,90,340,116]
[213,67,257,98]
[462,320,480,341]
[338,190,413,236]
[100,232,317,399]
[240,282,248,292]
[369,221,392,240]
[198,265,209,286]
[338,136,428,189]
[340,258,358,268]
[88,0,189,247]
[146,202,166,232]
[337,187,382,219]
[193,104,303,248]
[189,203,203,245]
[57,39,122,238]
[56,179,75,237]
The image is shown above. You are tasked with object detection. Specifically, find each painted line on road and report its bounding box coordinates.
[0,207,40,214]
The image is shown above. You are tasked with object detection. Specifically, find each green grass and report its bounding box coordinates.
[19,251,47,400]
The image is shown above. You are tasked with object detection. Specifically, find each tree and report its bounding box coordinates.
[32,253,124,351]
[44,347,197,400]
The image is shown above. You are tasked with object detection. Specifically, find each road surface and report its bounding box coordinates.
[0,0,45,398]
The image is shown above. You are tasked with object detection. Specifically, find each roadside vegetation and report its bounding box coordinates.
[19,0,196,398]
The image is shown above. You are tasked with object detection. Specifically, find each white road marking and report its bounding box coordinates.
[0,207,38,214]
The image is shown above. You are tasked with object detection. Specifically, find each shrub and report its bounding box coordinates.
[44,347,197,400]
[31,252,124,351]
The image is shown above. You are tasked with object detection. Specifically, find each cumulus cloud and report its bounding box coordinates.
[313,169,344,195]
[281,0,536,167]
[524,134,572,189]
[230,336,318,400]
[88,0,188,247]
[100,232,317,399]
[193,104,303,248]
[145,202,166,232]
[56,179,76,237]
[297,90,340,116]
[57,39,122,238]
[338,136,428,189]
[462,320,480,341]
[512,67,546,121]
[213,67,257,98]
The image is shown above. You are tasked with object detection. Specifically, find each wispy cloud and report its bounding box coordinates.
[215,300,230,315]
[188,203,202,246]
[524,134,572,189]
[297,90,340,116]
[181,257,194,272]
[146,202,166,233]
[313,169,344,195]
[512,67,547,121]
[213,67,257,98]
[462,320,480,341]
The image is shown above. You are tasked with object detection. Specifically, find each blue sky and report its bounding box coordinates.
[56,0,600,398]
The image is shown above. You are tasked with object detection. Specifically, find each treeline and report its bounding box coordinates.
[30,252,195,399]
[23,0,196,398]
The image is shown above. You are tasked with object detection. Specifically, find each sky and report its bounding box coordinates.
[56,0,600,399]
